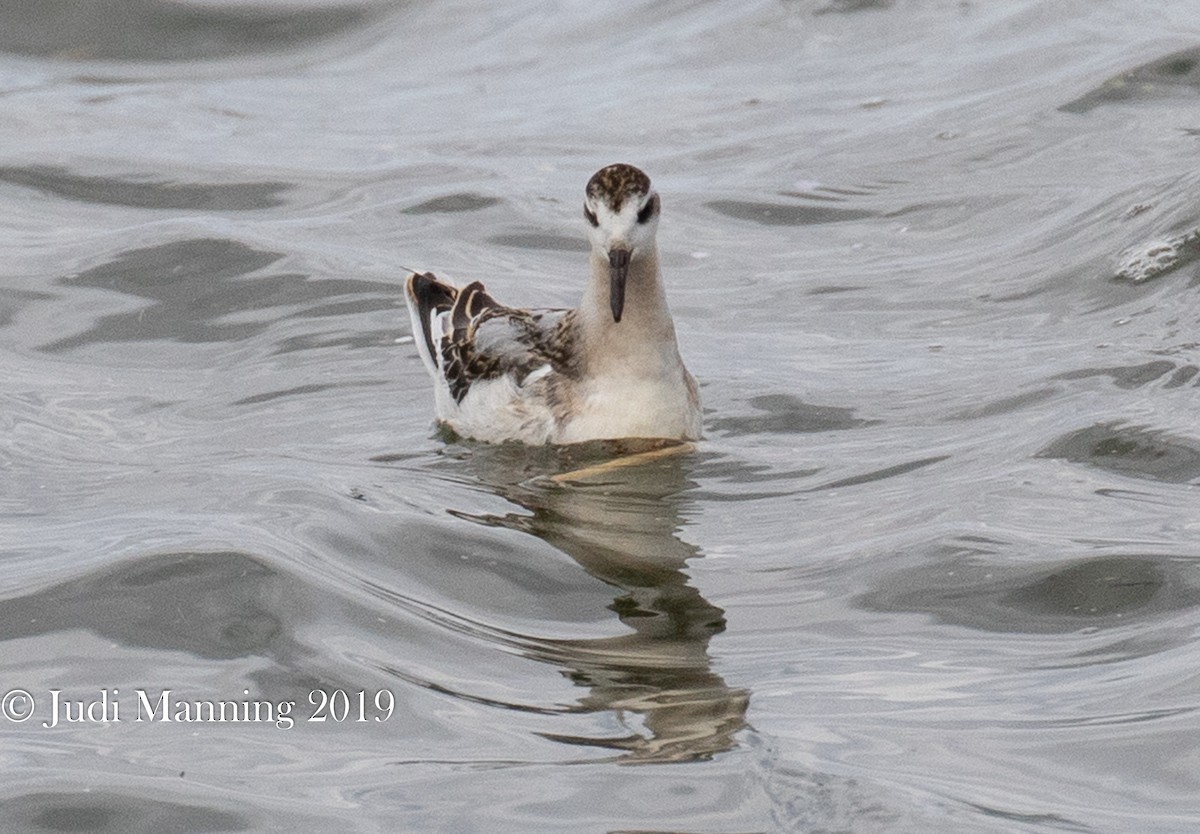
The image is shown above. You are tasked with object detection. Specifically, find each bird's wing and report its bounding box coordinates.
[405,271,458,377]
[444,282,576,404]
[405,271,577,405]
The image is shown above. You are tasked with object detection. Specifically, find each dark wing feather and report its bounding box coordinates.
[442,290,579,404]
[407,271,458,365]
[450,281,504,336]
[409,272,578,405]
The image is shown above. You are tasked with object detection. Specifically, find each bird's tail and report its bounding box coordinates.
[403,271,457,377]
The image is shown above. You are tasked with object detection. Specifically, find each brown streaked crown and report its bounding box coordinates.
[586,164,652,212]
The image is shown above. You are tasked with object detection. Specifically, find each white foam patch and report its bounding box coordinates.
[1115,228,1200,283]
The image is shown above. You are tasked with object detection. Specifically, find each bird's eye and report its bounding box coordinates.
[636,195,658,224]
[584,205,599,227]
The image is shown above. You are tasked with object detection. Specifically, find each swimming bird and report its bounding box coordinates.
[404,163,701,445]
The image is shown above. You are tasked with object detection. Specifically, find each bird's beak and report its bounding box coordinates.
[609,247,630,323]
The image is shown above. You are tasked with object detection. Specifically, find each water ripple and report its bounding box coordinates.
[0,165,290,210]
[857,551,1200,635]
[1061,46,1200,113]
[41,238,392,352]
[1038,423,1200,484]
[0,0,388,62]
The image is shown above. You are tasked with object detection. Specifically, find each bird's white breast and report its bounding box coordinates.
[556,369,700,444]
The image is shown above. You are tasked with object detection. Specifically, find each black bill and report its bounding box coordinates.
[609,248,630,323]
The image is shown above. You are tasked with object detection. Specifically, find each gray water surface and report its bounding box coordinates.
[3,1,1200,832]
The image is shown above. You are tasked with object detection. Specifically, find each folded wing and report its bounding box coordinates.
[404,271,577,406]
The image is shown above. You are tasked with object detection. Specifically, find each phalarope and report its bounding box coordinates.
[404,163,701,446]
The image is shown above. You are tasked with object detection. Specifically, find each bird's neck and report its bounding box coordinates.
[579,247,681,370]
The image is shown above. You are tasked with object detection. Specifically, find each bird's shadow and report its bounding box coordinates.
[431,438,750,764]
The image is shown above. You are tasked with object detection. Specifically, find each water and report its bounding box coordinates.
[3,0,1200,831]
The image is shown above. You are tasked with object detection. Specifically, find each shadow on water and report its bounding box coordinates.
[0,0,398,62]
[811,0,894,14]
[1037,423,1200,484]
[442,442,750,764]
[1055,361,1200,390]
[857,543,1200,637]
[708,394,877,436]
[401,193,501,215]
[487,232,589,253]
[699,393,952,497]
[0,551,319,686]
[0,791,249,834]
[706,199,874,227]
[0,166,290,211]
[1061,46,1200,113]
[0,288,55,329]
[42,238,392,353]
[0,552,380,828]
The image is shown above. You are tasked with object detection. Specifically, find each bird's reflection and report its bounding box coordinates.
[445,441,749,764]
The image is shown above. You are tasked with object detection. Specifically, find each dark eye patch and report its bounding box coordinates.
[636,194,658,224]
[584,205,599,227]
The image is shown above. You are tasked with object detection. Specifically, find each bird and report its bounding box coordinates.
[403,163,701,446]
